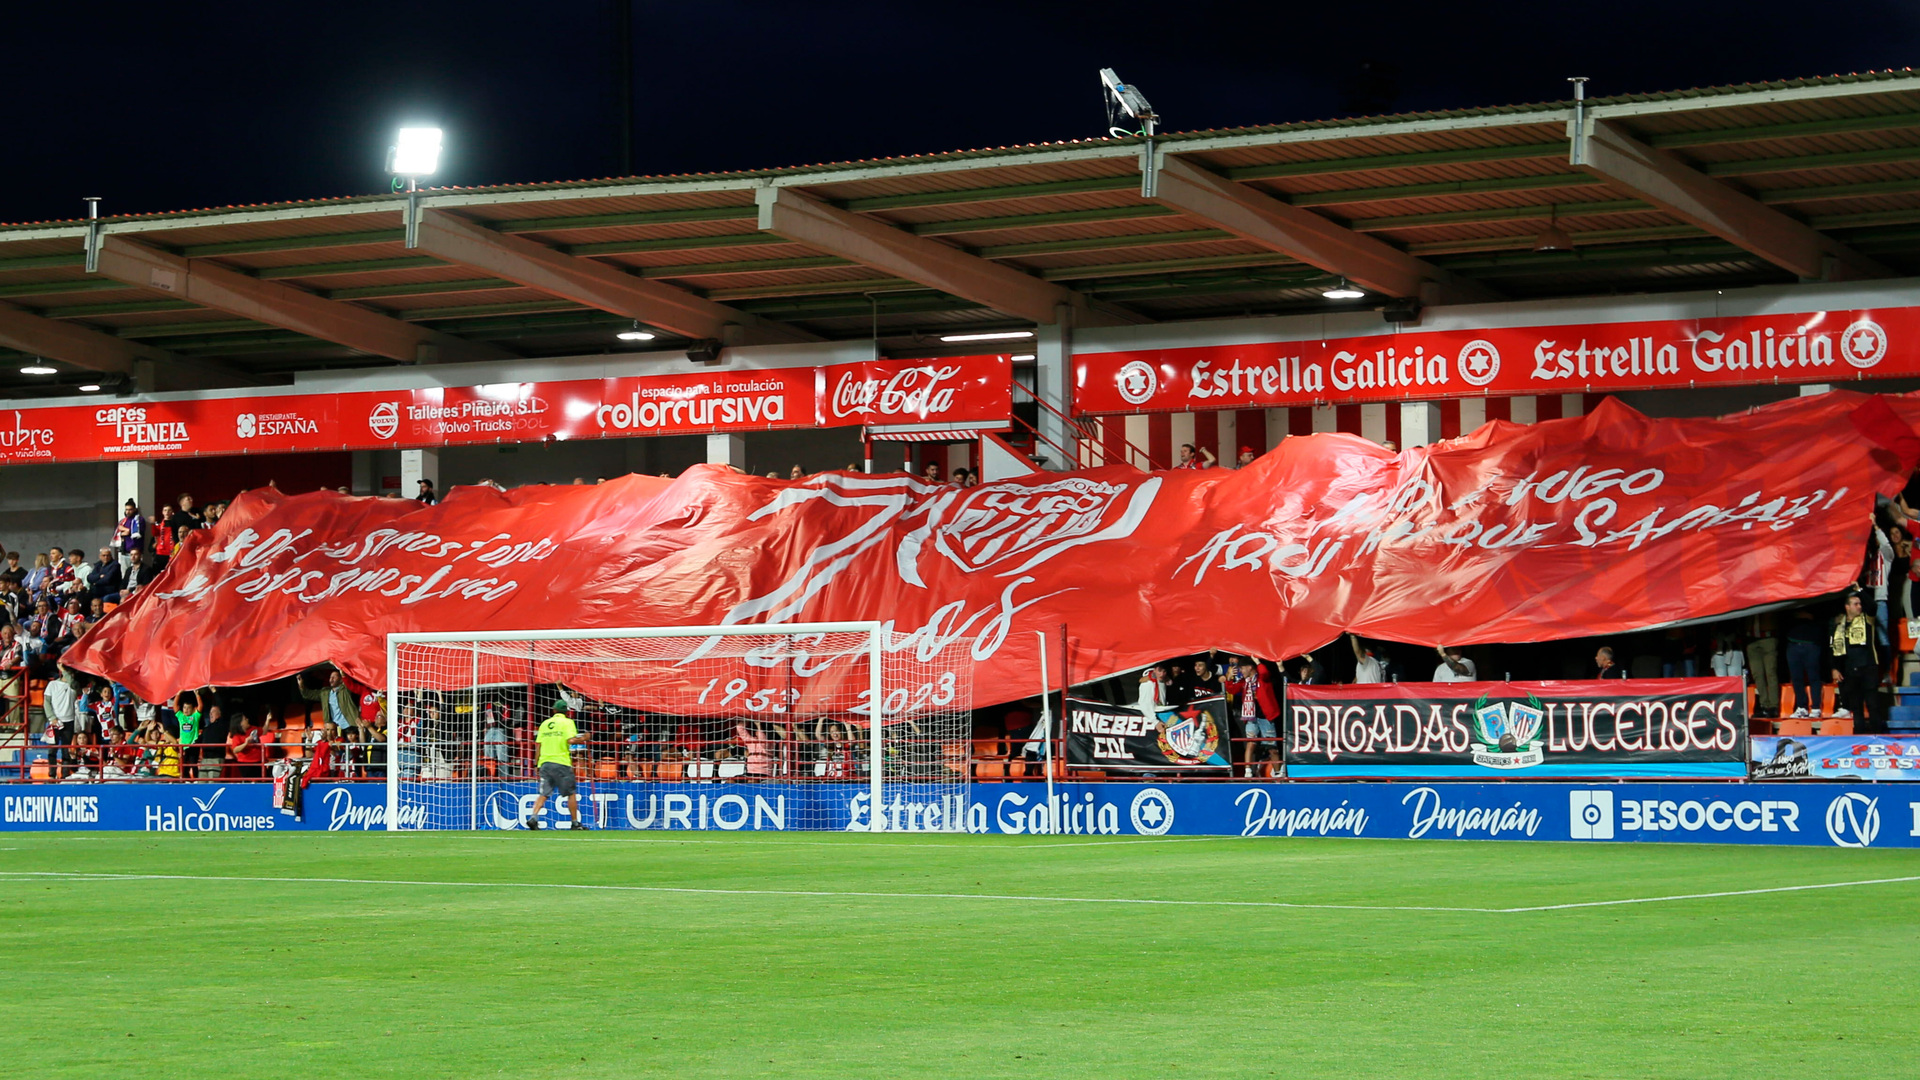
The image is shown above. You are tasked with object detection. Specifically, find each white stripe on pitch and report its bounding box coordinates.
[2,870,1912,915]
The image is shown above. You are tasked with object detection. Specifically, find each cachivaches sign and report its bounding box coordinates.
[1285,679,1749,779]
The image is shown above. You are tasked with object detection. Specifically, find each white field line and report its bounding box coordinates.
[1,870,1915,914]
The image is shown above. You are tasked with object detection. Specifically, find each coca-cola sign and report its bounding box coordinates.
[817,356,1010,426]
[1074,306,1920,414]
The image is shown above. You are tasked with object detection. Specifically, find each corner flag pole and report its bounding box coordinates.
[1036,630,1055,835]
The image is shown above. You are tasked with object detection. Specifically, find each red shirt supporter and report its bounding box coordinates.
[302,723,338,787]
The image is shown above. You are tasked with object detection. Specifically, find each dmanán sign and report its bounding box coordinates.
[1285,678,1748,779]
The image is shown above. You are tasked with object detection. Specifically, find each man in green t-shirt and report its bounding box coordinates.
[526,693,589,831]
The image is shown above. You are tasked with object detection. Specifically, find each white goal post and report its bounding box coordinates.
[383,622,972,832]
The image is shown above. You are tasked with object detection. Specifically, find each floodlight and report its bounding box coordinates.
[391,127,444,177]
[616,321,656,342]
[19,364,57,376]
[1100,68,1156,125]
[1011,353,1036,361]
[939,330,1033,343]
[1322,279,1366,300]
[78,384,102,392]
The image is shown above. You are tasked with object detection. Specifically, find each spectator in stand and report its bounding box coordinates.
[43,668,79,778]
[1710,634,1746,680]
[298,666,361,738]
[1177,443,1216,469]
[43,548,72,599]
[304,721,340,789]
[1290,654,1327,685]
[0,625,22,726]
[1831,591,1884,732]
[1189,656,1223,698]
[57,550,91,601]
[1594,646,1627,679]
[1784,607,1826,717]
[1236,446,1256,468]
[0,551,24,587]
[173,493,204,535]
[1225,657,1280,775]
[788,464,804,480]
[21,553,49,600]
[1433,646,1477,682]
[1135,664,1172,718]
[173,689,206,771]
[89,547,123,604]
[482,704,510,777]
[112,501,145,571]
[416,479,437,505]
[226,716,265,779]
[103,727,138,780]
[1890,524,1913,631]
[56,598,88,651]
[1745,613,1781,718]
[1349,634,1385,683]
[205,501,227,527]
[1864,511,1895,647]
[122,550,152,595]
[151,506,177,571]
[0,580,24,624]
[920,461,942,483]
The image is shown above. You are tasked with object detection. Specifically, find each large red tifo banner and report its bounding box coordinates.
[65,391,1920,711]
[0,355,1010,466]
[1074,306,1919,414]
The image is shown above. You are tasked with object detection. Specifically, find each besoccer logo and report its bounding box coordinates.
[1825,792,1880,848]
[235,413,256,439]
[1116,360,1159,405]
[1129,787,1174,836]
[1569,790,1613,839]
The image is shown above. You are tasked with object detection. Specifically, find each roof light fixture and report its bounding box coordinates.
[1321,279,1365,300]
[78,384,102,392]
[1011,353,1036,361]
[390,126,444,178]
[19,364,57,376]
[939,330,1033,343]
[615,321,656,342]
[1532,204,1575,253]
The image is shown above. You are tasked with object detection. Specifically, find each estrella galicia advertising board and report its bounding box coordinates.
[1751,735,1920,780]
[3,780,1916,848]
[1065,695,1232,771]
[1285,678,1747,779]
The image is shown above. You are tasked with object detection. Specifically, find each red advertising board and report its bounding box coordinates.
[1073,306,1917,414]
[0,355,1010,465]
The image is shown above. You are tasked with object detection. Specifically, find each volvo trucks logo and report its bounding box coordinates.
[1458,339,1501,387]
[1825,792,1881,847]
[369,401,400,440]
[1116,360,1158,405]
[1841,319,1887,369]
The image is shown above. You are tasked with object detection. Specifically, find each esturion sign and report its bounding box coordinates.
[1073,306,1912,414]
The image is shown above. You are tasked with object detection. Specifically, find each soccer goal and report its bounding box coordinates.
[384,623,973,832]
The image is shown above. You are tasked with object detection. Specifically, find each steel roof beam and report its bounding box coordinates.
[0,300,259,387]
[1702,145,1920,177]
[1648,111,1920,148]
[1220,141,1566,182]
[411,209,818,344]
[755,186,1121,325]
[1287,172,1605,207]
[1149,155,1497,303]
[1573,119,1890,281]
[89,239,509,363]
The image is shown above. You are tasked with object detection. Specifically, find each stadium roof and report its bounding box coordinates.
[8,69,1920,394]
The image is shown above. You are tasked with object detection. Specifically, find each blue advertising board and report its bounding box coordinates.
[3,780,1918,848]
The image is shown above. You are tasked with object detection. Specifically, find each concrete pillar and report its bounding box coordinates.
[350,451,374,495]
[1169,412,1195,462]
[1123,414,1151,470]
[1560,393,1585,418]
[706,433,746,471]
[1311,405,1337,434]
[1459,397,1487,434]
[1359,403,1388,445]
[1401,402,1442,447]
[401,448,439,501]
[116,460,155,517]
[1800,384,1832,396]
[1033,307,1075,470]
[1509,396,1538,424]
[1265,408,1287,449]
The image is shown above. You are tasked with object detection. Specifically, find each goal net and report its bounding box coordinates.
[384,623,972,832]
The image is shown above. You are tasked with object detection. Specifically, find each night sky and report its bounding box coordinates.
[8,1,1920,224]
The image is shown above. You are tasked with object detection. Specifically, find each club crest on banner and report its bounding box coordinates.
[1156,707,1221,764]
[1469,694,1546,769]
[928,476,1163,577]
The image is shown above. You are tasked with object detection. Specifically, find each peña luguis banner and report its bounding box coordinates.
[1285,678,1748,779]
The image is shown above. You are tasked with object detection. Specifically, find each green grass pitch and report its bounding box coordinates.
[2,831,1915,1079]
